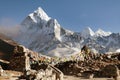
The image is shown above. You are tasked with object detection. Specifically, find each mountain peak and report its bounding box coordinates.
[95,28,112,37]
[81,27,95,38]
[21,7,51,29]
[29,7,50,22]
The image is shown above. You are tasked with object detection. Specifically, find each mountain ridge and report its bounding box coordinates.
[10,7,120,57]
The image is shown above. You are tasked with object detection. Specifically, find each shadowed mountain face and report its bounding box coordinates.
[0,33,18,60]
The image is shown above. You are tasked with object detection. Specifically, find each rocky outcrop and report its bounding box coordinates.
[101,65,119,80]
[20,64,64,80]
[9,45,39,72]
[0,65,4,76]
[9,45,30,72]
[7,45,64,80]
[0,33,65,80]
[0,33,18,61]
[55,53,120,79]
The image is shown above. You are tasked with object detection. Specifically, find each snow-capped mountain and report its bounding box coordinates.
[81,27,95,38]
[95,29,112,37]
[13,7,81,57]
[80,27,112,38]
[11,7,120,57]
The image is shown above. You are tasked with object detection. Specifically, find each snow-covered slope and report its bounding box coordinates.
[11,7,120,57]
[81,27,95,38]
[13,7,81,57]
[116,49,120,52]
[95,29,112,37]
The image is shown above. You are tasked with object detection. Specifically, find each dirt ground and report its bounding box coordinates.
[0,70,22,80]
[64,75,115,80]
[0,75,115,80]
[0,70,117,80]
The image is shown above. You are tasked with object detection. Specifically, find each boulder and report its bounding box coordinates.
[0,65,4,76]
[35,69,45,80]
[101,65,119,79]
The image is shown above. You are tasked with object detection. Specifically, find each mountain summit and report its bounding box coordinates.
[29,7,50,22]
[21,7,51,30]
[95,29,111,37]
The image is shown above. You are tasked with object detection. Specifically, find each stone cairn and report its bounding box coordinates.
[9,45,31,72]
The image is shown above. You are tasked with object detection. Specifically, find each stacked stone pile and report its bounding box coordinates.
[9,45,31,72]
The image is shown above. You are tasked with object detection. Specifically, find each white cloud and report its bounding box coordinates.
[0,18,21,37]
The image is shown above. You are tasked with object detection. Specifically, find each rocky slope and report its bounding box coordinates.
[0,33,18,60]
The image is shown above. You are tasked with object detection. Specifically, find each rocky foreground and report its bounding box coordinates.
[0,51,120,80]
[55,53,120,80]
[0,34,120,80]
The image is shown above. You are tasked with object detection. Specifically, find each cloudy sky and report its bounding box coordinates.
[0,0,120,32]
